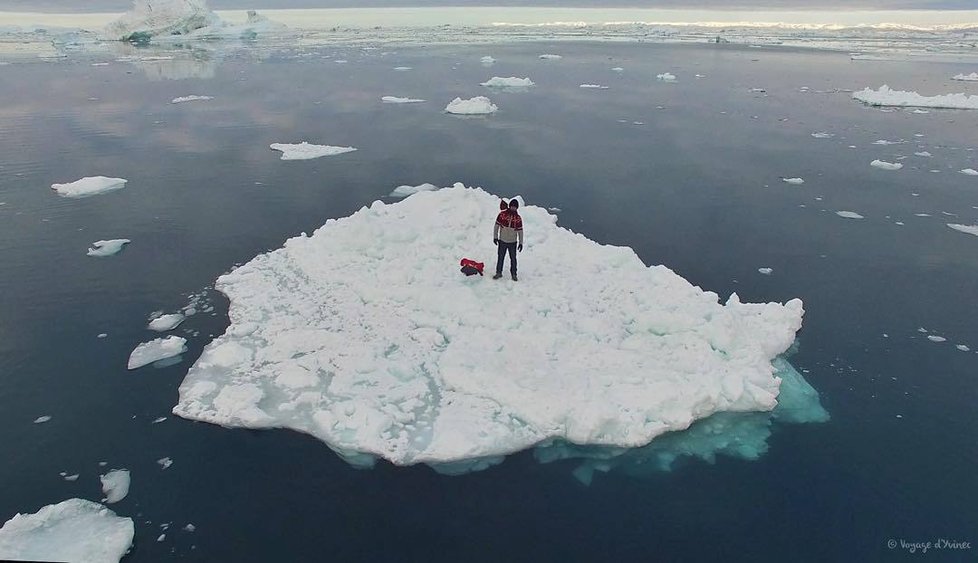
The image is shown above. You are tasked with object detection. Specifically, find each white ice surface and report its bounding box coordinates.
[657,72,677,82]
[99,470,130,504]
[87,239,130,257]
[128,336,188,369]
[171,95,212,103]
[173,184,806,471]
[0,499,134,563]
[157,457,173,469]
[445,96,497,115]
[782,177,805,185]
[269,142,357,161]
[538,54,562,59]
[948,223,978,237]
[758,268,773,275]
[836,211,865,219]
[34,416,52,424]
[51,176,127,198]
[871,159,903,170]
[102,0,220,41]
[961,168,978,176]
[853,85,978,109]
[580,84,609,89]
[952,73,978,81]
[811,132,834,139]
[389,183,438,198]
[148,313,185,332]
[382,96,425,103]
[480,76,534,89]
[480,56,496,65]
[915,151,932,157]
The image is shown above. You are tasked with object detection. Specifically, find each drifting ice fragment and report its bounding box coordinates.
[148,313,185,332]
[758,268,773,275]
[480,56,496,65]
[927,335,947,343]
[914,151,932,157]
[781,177,804,185]
[171,95,212,104]
[51,177,127,198]
[173,184,812,473]
[100,470,131,503]
[811,132,833,139]
[539,54,562,60]
[960,168,978,176]
[389,183,439,198]
[269,142,357,161]
[481,76,534,89]
[580,84,609,89]
[656,72,677,82]
[836,211,864,219]
[87,239,130,257]
[157,457,173,469]
[382,96,425,103]
[128,336,188,370]
[948,223,978,237]
[0,499,134,563]
[952,73,978,82]
[445,96,497,115]
[33,416,51,424]
[871,160,903,170]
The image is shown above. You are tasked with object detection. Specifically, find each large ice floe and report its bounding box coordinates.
[103,0,284,42]
[173,184,822,473]
[853,85,978,109]
[269,142,357,161]
[128,336,187,369]
[480,76,534,90]
[51,176,127,198]
[445,97,498,115]
[0,498,134,563]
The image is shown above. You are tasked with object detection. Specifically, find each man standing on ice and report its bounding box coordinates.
[493,199,524,281]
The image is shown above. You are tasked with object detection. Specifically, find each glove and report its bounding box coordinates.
[518,244,523,252]
[493,238,499,245]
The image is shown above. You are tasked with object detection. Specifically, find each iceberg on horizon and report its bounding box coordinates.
[103,0,285,42]
[0,499,134,563]
[853,85,978,110]
[173,184,816,473]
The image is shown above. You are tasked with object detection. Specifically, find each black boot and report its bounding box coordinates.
[493,273,502,280]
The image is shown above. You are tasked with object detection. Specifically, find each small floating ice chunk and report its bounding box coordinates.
[480,56,495,65]
[393,66,411,71]
[748,87,766,93]
[33,415,52,424]
[611,67,624,72]
[927,335,947,343]
[914,151,932,157]
[171,95,212,104]
[870,160,903,170]
[836,211,864,219]
[960,168,978,176]
[853,85,978,110]
[872,139,903,145]
[389,183,438,198]
[183,523,196,532]
[781,177,804,185]
[948,223,978,237]
[51,176,127,198]
[128,336,188,370]
[445,96,497,115]
[957,344,971,351]
[87,239,130,257]
[0,498,134,563]
[157,533,165,542]
[480,76,534,89]
[538,54,562,60]
[152,416,167,423]
[811,132,834,139]
[100,470,130,504]
[381,96,425,103]
[952,73,978,82]
[148,313,184,332]
[758,267,773,275]
[656,72,677,82]
[157,457,173,469]
[579,84,609,89]
[269,142,357,161]
[63,474,79,481]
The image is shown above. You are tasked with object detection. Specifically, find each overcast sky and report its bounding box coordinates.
[0,0,973,12]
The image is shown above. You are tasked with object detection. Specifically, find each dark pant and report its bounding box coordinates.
[496,241,517,275]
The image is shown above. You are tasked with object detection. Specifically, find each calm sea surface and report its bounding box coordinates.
[1,40,976,561]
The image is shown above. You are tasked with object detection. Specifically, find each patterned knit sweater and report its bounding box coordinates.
[493,210,524,244]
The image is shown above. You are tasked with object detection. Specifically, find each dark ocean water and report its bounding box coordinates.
[1,40,977,561]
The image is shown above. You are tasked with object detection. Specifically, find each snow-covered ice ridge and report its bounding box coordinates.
[173,184,813,473]
[0,499,134,563]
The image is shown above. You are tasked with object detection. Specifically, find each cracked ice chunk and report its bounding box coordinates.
[269,142,357,161]
[128,336,187,369]
[445,96,497,115]
[173,184,808,472]
[0,498,134,563]
[51,177,127,198]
